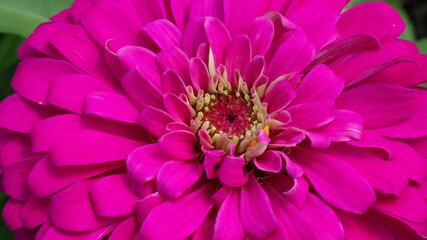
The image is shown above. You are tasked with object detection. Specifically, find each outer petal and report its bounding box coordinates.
[83,92,140,124]
[142,19,182,50]
[290,147,376,214]
[301,193,345,240]
[50,130,142,166]
[0,94,56,134]
[292,64,343,105]
[127,144,169,185]
[336,83,417,128]
[163,93,192,124]
[157,160,204,199]
[157,130,200,160]
[268,28,315,80]
[47,74,115,114]
[139,187,213,240]
[138,106,175,139]
[337,2,405,41]
[28,156,123,198]
[224,0,261,35]
[50,178,116,231]
[90,174,140,217]
[121,67,164,110]
[213,188,245,240]
[11,58,82,104]
[240,174,277,238]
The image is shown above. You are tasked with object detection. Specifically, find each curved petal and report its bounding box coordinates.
[254,150,282,173]
[157,130,200,160]
[163,93,192,124]
[157,160,204,199]
[139,187,213,240]
[127,144,169,184]
[213,188,245,240]
[90,174,140,217]
[240,174,277,238]
[218,155,249,188]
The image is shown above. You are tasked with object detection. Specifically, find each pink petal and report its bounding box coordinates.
[288,2,339,50]
[204,150,225,179]
[3,157,38,201]
[169,0,192,30]
[83,92,140,124]
[163,93,192,124]
[139,187,214,240]
[30,114,147,152]
[243,56,265,88]
[182,18,208,58]
[22,196,49,229]
[192,210,216,240]
[127,144,169,184]
[0,134,34,170]
[130,0,167,25]
[47,74,115,114]
[0,94,56,134]
[337,2,405,41]
[90,174,139,217]
[218,155,249,188]
[11,58,81,104]
[264,80,296,113]
[213,188,245,240]
[292,64,343,105]
[156,47,192,85]
[50,178,116,231]
[121,67,164,110]
[374,183,427,223]
[157,160,204,199]
[28,156,123,198]
[322,143,408,196]
[249,16,274,56]
[286,101,335,130]
[48,24,117,88]
[157,130,200,160]
[225,34,252,78]
[369,89,427,138]
[270,128,306,148]
[80,0,142,48]
[268,28,315,80]
[161,70,188,95]
[42,225,113,240]
[3,199,25,230]
[190,57,211,91]
[301,193,345,240]
[240,174,277,238]
[290,147,376,214]
[224,0,261,35]
[305,110,363,148]
[254,150,282,173]
[336,210,393,240]
[138,106,175,139]
[204,17,231,65]
[142,19,182,50]
[50,129,142,166]
[109,217,139,240]
[306,34,381,72]
[264,184,317,239]
[117,46,161,88]
[336,83,417,128]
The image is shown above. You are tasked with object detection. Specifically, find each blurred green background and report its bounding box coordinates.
[0,0,425,239]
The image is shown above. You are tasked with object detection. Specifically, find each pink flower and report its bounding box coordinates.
[0,0,426,239]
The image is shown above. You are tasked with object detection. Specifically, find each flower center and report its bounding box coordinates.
[202,91,255,137]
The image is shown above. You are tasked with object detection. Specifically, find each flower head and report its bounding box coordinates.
[0,0,426,239]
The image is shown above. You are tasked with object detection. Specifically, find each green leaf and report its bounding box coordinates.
[416,38,427,54]
[0,0,74,37]
[0,34,23,73]
[0,192,13,240]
